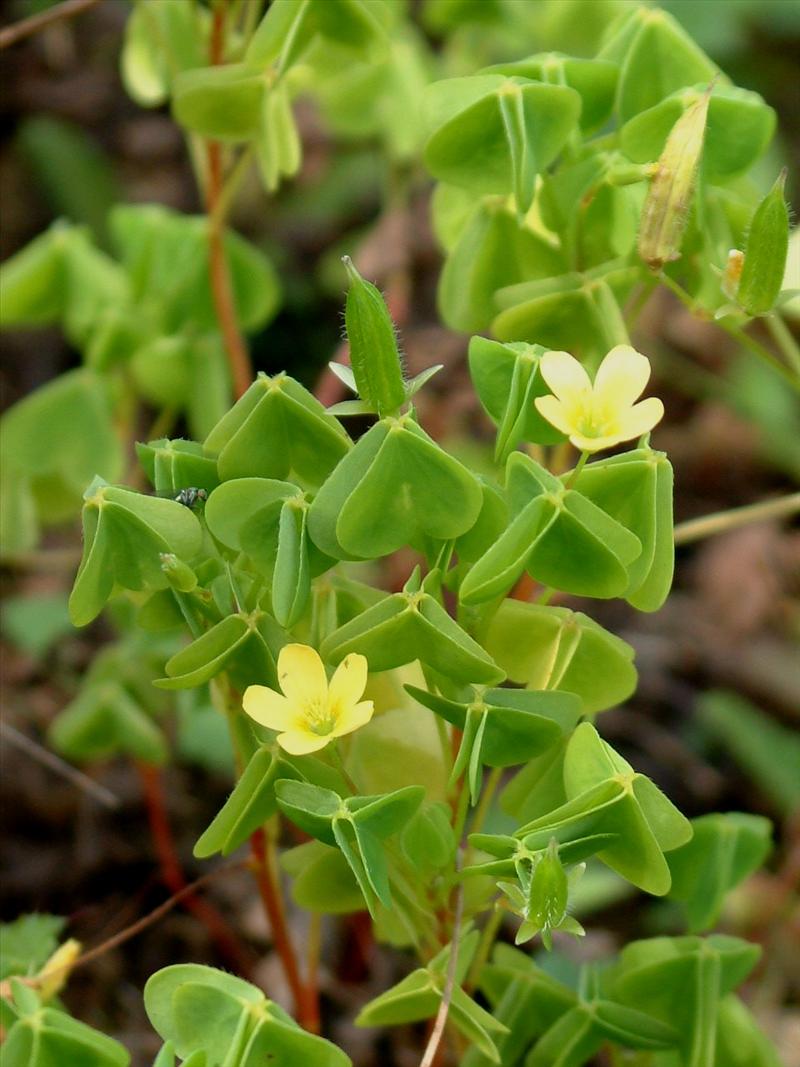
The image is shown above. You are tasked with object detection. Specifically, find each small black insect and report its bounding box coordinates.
[173,487,208,509]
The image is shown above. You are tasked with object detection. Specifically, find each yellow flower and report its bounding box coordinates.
[534,345,664,453]
[38,938,82,1001]
[243,644,374,755]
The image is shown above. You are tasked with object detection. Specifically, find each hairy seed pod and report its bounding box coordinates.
[638,87,711,271]
[737,169,789,317]
[343,256,406,417]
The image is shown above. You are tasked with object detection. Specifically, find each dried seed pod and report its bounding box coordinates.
[638,87,711,271]
[737,169,790,316]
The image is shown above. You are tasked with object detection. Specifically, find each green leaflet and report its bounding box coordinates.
[612,935,762,1067]
[480,599,637,714]
[144,964,350,1067]
[194,746,301,859]
[599,6,719,122]
[173,64,265,141]
[482,54,618,133]
[1,999,130,1067]
[204,373,350,489]
[275,780,424,916]
[246,0,388,73]
[424,75,581,213]
[321,580,504,686]
[468,338,566,456]
[155,612,279,692]
[356,932,507,1062]
[620,84,775,182]
[514,724,692,895]
[406,684,579,802]
[308,415,482,560]
[567,447,674,611]
[667,813,772,932]
[137,438,220,497]
[460,453,642,603]
[69,480,203,626]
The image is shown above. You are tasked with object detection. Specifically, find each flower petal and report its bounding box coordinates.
[568,431,625,453]
[593,345,651,409]
[277,643,328,704]
[277,729,332,755]
[243,685,293,730]
[534,395,575,437]
[617,396,665,441]
[539,350,592,403]
[328,653,368,711]
[332,700,374,739]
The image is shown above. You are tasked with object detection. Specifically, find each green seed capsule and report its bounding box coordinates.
[528,839,568,949]
[638,88,711,271]
[343,256,406,417]
[737,169,789,317]
[160,552,197,593]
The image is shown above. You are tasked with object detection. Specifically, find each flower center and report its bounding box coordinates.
[301,698,337,736]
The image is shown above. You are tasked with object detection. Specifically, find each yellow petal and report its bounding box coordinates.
[277,728,332,755]
[539,350,592,404]
[243,685,293,730]
[617,396,665,441]
[568,430,624,453]
[534,395,575,437]
[332,700,374,739]
[328,653,368,711]
[277,643,328,704]
[593,345,651,409]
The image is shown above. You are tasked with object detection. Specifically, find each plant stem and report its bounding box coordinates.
[659,271,800,393]
[249,826,320,1032]
[419,878,464,1067]
[205,4,253,400]
[464,902,504,993]
[565,450,590,489]
[674,493,800,545]
[0,0,100,49]
[470,767,503,840]
[136,762,254,977]
[0,860,247,1000]
[766,313,800,376]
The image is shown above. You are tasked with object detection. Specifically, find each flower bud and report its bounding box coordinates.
[638,87,711,271]
[342,256,407,417]
[737,169,789,316]
[38,938,82,1001]
[160,552,197,593]
[721,249,745,302]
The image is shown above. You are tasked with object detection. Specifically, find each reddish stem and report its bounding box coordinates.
[136,762,253,978]
[250,827,320,1032]
[205,5,253,400]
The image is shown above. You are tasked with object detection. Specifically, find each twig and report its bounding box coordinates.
[0,861,245,1000]
[205,5,253,400]
[0,0,100,49]
[0,721,120,809]
[420,878,465,1067]
[250,827,320,1032]
[136,762,254,978]
[674,493,800,545]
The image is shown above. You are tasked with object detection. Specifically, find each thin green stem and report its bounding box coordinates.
[464,902,504,993]
[660,271,800,393]
[766,313,800,376]
[565,450,590,490]
[470,767,502,840]
[674,492,800,546]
